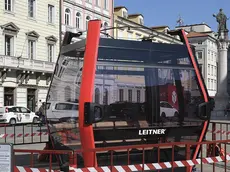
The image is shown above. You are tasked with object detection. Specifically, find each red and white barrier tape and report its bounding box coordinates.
[0,131,79,139]
[14,154,230,172]
[0,129,228,139]
[0,132,48,138]
[208,129,230,135]
[14,166,56,172]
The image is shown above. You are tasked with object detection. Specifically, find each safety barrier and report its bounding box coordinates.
[7,121,230,171]
[0,123,80,145]
[13,139,230,172]
[12,152,230,172]
[0,131,48,138]
[207,121,230,141]
[0,123,48,145]
[1,120,227,146]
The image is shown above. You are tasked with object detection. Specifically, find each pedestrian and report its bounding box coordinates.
[38,102,46,124]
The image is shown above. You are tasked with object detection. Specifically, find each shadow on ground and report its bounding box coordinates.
[15,153,60,169]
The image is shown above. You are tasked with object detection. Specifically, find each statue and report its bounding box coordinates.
[213,8,228,37]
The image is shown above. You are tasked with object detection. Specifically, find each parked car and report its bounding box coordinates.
[160,101,179,118]
[46,101,79,122]
[0,106,39,124]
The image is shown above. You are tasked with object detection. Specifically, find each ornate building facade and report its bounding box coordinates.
[61,0,114,41]
[0,0,60,111]
[176,24,218,97]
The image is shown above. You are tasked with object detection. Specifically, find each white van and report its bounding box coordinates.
[0,106,39,124]
[46,101,79,122]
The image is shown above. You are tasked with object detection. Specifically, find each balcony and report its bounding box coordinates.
[0,55,55,73]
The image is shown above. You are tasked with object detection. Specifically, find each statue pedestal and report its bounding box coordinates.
[214,31,229,113]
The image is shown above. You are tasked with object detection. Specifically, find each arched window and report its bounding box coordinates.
[76,12,81,29]
[65,86,71,101]
[95,88,100,104]
[104,22,108,28]
[65,8,71,25]
[104,22,108,33]
[103,88,108,105]
[86,16,90,30]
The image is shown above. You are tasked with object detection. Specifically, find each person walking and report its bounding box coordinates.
[38,102,46,124]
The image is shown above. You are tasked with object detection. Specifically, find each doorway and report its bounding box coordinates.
[4,87,15,106]
[27,89,36,112]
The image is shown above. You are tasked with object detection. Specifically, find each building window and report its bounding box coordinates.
[128,89,132,102]
[104,22,108,33]
[28,40,36,59]
[208,79,210,89]
[197,51,202,59]
[76,12,81,29]
[4,87,14,106]
[65,8,71,25]
[48,4,54,23]
[118,30,123,39]
[211,65,213,76]
[123,11,127,18]
[211,79,213,90]
[119,89,124,101]
[103,88,108,105]
[27,89,36,112]
[5,35,13,56]
[48,44,54,62]
[199,64,202,74]
[140,18,144,25]
[5,0,13,11]
[95,0,100,6]
[104,0,108,9]
[137,90,141,102]
[214,80,216,90]
[208,64,210,75]
[198,41,202,44]
[95,88,100,104]
[128,32,132,40]
[214,66,216,76]
[28,0,36,18]
[86,16,90,30]
[65,86,71,101]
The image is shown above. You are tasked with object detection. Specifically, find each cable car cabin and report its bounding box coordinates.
[45,20,212,171]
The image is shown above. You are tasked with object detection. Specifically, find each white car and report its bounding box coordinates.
[46,101,79,122]
[0,106,39,124]
[160,101,178,118]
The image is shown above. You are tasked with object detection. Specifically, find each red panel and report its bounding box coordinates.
[160,85,181,110]
[168,85,179,110]
[78,20,101,167]
[180,30,209,172]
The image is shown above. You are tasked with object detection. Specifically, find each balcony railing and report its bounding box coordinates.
[0,55,55,73]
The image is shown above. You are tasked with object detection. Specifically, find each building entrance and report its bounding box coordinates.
[4,87,15,106]
[27,89,36,112]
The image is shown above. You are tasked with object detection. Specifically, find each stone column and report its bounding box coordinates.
[214,31,229,110]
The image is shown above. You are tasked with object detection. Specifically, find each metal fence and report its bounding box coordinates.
[0,123,48,145]
[7,120,230,171]
[13,139,230,172]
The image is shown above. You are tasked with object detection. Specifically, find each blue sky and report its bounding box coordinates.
[114,0,230,32]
